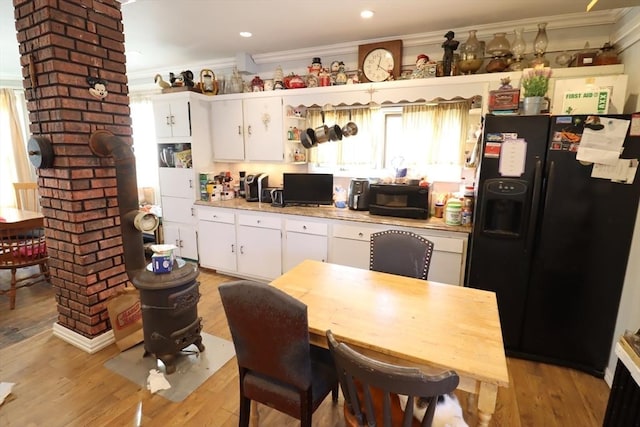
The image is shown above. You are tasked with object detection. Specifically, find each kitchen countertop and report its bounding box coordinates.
[194,199,471,234]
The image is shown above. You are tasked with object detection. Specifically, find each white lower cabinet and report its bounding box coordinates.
[163,222,198,260]
[198,208,236,271]
[329,223,380,270]
[329,221,468,286]
[236,214,282,280]
[197,206,468,285]
[283,218,328,272]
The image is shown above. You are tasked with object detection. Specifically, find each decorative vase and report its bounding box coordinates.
[523,96,544,115]
[531,22,550,67]
[508,28,528,71]
[459,30,484,75]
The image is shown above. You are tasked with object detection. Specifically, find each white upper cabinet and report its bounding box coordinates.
[210,95,284,162]
[153,97,191,139]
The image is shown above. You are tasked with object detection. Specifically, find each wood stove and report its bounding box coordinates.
[132,262,204,374]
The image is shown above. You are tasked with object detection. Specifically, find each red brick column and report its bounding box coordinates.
[13,0,133,339]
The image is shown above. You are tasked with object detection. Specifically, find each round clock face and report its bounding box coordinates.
[363,48,394,82]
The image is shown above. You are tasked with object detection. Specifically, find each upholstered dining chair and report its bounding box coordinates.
[0,216,49,309]
[326,330,461,427]
[13,182,40,212]
[218,280,339,427]
[369,230,434,280]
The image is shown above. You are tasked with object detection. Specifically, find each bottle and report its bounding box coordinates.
[445,199,462,226]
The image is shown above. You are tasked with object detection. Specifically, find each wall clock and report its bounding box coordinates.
[358,40,402,83]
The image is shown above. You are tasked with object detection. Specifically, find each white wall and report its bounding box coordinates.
[605,6,640,385]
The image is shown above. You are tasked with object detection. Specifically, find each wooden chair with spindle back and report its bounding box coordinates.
[0,216,50,309]
[326,330,461,427]
[13,182,40,212]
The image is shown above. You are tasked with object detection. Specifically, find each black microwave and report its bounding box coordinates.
[368,184,431,219]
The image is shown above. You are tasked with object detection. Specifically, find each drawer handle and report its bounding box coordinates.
[358,232,363,237]
[238,125,242,135]
[303,225,307,230]
[247,125,252,136]
[256,220,261,224]
[231,244,235,253]
[240,245,244,254]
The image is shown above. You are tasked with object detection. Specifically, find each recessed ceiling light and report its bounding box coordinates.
[361,10,374,19]
[240,32,252,38]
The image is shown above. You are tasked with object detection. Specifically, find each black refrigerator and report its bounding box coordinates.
[467,114,640,377]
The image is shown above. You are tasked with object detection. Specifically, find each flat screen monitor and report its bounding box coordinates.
[283,173,334,206]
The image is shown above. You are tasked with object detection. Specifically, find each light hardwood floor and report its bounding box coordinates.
[0,266,610,426]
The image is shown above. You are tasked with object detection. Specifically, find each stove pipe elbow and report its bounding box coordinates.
[89,130,147,278]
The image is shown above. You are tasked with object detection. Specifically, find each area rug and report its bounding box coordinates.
[104,332,235,402]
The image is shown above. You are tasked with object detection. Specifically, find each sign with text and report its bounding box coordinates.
[561,89,610,115]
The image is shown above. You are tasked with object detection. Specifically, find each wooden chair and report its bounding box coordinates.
[218,280,339,427]
[0,217,50,309]
[326,330,460,427]
[369,230,434,280]
[13,182,40,212]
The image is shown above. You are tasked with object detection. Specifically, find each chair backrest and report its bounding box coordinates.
[218,280,312,390]
[370,230,434,280]
[326,330,460,427]
[13,182,40,212]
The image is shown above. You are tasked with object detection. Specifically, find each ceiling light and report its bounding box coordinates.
[360,10,374,19]
[240,32,252,38]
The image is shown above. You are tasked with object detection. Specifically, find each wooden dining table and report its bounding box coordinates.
[0,207,44,224]
[269,259,509,427]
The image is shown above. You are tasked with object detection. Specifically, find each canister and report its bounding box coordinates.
[445,199,462,225]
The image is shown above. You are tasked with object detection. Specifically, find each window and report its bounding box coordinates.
[308,101,470,181]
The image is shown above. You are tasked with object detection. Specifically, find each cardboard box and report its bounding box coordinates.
[152,251,175,273]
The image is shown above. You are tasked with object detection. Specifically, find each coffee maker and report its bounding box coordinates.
[245,173,268,202]
[348,178,370,210]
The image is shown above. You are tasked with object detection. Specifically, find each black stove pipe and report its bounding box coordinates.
[89,130,146,277]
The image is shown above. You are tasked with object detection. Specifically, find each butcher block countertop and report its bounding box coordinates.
[194,199,471,234]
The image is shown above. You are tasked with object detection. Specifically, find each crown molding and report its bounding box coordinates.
[610,8,640,52]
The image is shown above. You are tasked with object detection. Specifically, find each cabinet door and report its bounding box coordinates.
[198,220,237,271]
[153,100,174,139]
[153,99,191,138]
[330,238,370,270]
[243,97,284,162]
[237,225,282,280]
[178,225,198,260]
[158,168,195,198]
[161,196,195,223]
[162,222,197,260]
[284,232,327,272]
[211,99,245,160]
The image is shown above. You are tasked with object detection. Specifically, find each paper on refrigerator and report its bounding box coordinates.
[576,117,630,165]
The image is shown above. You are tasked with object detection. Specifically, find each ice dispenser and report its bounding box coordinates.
[479,178,528,238]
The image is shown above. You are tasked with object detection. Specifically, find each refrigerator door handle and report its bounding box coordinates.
[525,158,544,255]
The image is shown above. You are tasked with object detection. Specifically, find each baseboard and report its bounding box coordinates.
[604,366,614,387]
[52,323,115,354]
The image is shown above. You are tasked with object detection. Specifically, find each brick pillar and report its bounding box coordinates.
[13,0,133,341]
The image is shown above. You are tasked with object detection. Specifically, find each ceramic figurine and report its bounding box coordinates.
[154,74,170,89]
[441,31,459,77]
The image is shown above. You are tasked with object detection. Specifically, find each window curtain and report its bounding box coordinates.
[129,94,160,204]
[0,88,34,207]
[402,101,470,167]
[307,107,375,167]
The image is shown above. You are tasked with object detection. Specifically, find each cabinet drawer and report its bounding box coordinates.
[198,208,235,224]
[286,219,328,236]
[332,223,381,241]
[418,234,464,254]
[238,214,281,230]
